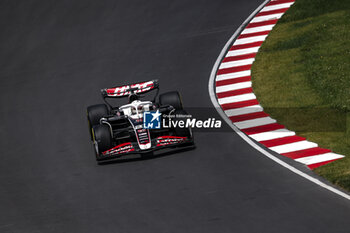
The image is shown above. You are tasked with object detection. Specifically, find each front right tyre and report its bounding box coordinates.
[87,104,109,140]
[92,124,112,160]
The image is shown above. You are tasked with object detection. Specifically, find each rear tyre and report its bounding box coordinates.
[92,124,112,160]
[87,104,109,140]
[159,91,183,110]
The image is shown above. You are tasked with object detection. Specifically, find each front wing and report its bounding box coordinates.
[97,136,194,161]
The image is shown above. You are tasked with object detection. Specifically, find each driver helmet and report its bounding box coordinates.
[128,93,139,103]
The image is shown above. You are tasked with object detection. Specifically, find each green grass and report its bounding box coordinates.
[251,0,350,191]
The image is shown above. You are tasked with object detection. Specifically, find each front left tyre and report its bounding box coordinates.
[159,91,183,110]
[173,110,193,139]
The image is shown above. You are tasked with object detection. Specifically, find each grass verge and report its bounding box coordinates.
[251,0,350,191]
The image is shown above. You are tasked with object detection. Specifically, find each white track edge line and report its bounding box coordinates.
[207,0,350,201]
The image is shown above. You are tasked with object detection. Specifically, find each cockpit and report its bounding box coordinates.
[119,100,154,119]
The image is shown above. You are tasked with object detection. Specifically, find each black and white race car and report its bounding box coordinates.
[87,80,194,163]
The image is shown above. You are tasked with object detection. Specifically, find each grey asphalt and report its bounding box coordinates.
[0,0,349,232]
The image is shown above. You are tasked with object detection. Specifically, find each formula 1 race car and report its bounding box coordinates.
[87,80,194,163]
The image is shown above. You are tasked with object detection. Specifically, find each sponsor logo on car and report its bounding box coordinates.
[102,143,134,155]
[156,136,186,146]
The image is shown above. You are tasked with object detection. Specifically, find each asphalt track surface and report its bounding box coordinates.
[0,0,349,232]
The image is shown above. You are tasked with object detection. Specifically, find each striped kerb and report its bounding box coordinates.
[214,0,344,169]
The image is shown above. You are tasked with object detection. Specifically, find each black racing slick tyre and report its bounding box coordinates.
[173,110,192,139]
[175,126,192,139]
[87,104,109,126]
[92,124,112,159]
[159,91,183,110]
[87,104,108,140]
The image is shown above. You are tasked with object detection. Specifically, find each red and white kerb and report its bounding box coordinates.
[214,0,344,169]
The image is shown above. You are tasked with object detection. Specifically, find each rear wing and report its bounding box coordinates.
[101,80,159,98]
